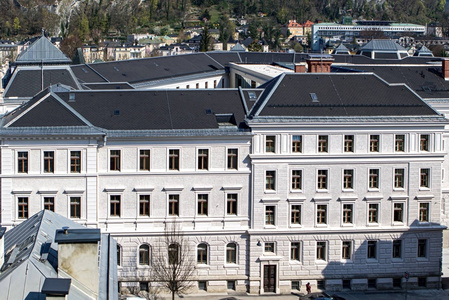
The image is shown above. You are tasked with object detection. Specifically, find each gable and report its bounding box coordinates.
[8,95,87,127]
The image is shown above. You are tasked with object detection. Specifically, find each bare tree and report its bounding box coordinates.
[151,223,195,300]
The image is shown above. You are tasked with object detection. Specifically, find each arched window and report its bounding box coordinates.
[117,244,122,266]
[168,243,179,265]
[226,243,237,264]
[139,244,150,266]
[197,243,208,264]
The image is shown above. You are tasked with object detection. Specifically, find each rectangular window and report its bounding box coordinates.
[420,134,429,151]
[393,240,402,258]
[419,203,429,222]
[316,241,327,261]
[417,239,427,258]
[317,170,328,189]
[44,197,54,211]
[18,197,28,219]
[265,206,275,225]
[44,151,54,173]
[197,194,208,216]
[110,195,121,217]
[292,135,302,153]
[266,136,276,153]
[367,241,377,259]
[110,150,121,171]
[343,169,353,189]
[291,170,302,190]
[70,151,81,173]
[291,205,301,225]
[169,149,180,170]
[395,135,405,152]
[227,149,238,169]
[369,169,379,189]
[291,242,300,261]
[420,168,430,188]
[168,194,179,216]
[370,135,379,152]
[198,281,207,291]
[393,203,404,222]
[226,194,237,215]
[344,135,354,152]
[368,203,379,224]
[316,205,327,224]
[139,150,150,171]
[139,195,150,216]
[342,204,353,224]
[18,151,28,173]
[70,197,81,218]
[264,242,275,253]
[342,241,352,259]
[198,149,209,170]
[394,169,405,189]
[266,171,276,190]
[214,80,217,88]
[318,135,328,153]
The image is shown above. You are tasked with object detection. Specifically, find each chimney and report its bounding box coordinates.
[306,54,334,73]
[0,227,5,268]
[294,63,306,73]
[55,228,101,297]
[41,278,71,300]
[442,59,449,80]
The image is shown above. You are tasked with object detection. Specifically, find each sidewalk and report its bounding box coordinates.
[153,289,449,300]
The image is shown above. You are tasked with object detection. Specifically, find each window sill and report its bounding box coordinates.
[315,189,329,193]
[341,259,353,263]
[264,190,277,194]
[196,264,210,269]
[419,187,431,191]
[290,260,301,265]
[315,259,327,264]
[223,264,239,268]
[368,188,380,192]
[341,223,354,227]
[264,225,277,229]
[392,258,403,263]
[289,224,303,228]
[136,265,150,269]
[367,223,380,227]
[417,257,429,262]
[289,189,303,194]
[392,222,405,226]
[315,224,328,228]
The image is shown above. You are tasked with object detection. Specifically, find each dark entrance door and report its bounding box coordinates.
[263,265,276,292]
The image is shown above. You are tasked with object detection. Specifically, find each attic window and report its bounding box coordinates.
[248,92,257,100]
[114,110,120,116]
[205,109,213,115]
[310,93,319,102]
[69,93,75,101]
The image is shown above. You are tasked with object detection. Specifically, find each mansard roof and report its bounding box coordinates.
[15,35,71,65]
[3,67,79,99]
[248,73,442,119]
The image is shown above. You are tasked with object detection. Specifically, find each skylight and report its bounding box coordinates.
[310,93,319,102]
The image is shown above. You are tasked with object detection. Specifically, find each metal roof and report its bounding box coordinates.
[41,278,71,295]
[15,35,71,65]
[55,228,101,244]
[361,39,407,52]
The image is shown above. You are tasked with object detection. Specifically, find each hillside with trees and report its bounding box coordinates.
[1,0,448,43]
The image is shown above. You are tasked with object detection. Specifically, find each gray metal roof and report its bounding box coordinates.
[15,35,71,65]
[361,39,407,51]
[55,228,101,244]
[0,210,118,300]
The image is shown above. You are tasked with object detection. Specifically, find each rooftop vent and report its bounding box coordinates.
[205,109,213,115]
[114,110,120,116]
[113,67,119,71]
[310,93,319,102]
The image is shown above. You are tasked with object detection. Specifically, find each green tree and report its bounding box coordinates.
[247,40,262,52]
[13,17,21,35]
[79,15,90,41]
[218,15,235,49]
[200,25,212,52]
[5,21,11,37]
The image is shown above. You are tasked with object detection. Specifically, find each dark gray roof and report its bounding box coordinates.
[333,43,350,54]
[4,68,79,99]
[4,88,248,132]
[332,54,437,65]
[15,35,71,65]
[82,82,134,90]
[249,73,441,118]
[334,65,449,99]
[361,39,407,51]
[55,228,101,244]
[71,53,224,84]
